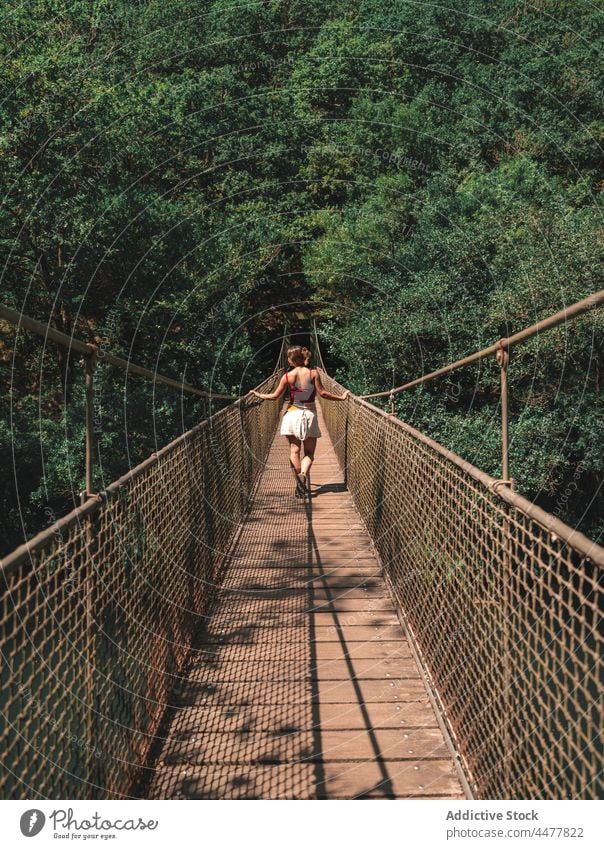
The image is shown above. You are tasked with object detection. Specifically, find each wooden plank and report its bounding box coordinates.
[209,610,399,628]
[147,764,318,799]
[187,656,420,681]
[214,596,396,615]
[319,728,451,761]
[313,656,418,679]
[158,728,451,767]
[212,585,392,601]
[220,557,381,569]
[320,759,464,798]
[147,761,462,799]
[197,624,405,644]
[173,678,427,707]
[223,566,382,579]
[218,574,387,591]
[311,586,391,599]
[167,699,438,735]
[318,700,438,730]
[188,640,412,665]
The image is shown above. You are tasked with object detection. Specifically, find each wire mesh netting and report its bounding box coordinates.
[0,371,284,799]
[1,321,602,801]
[138,395,466,800]
[317,369,603,800]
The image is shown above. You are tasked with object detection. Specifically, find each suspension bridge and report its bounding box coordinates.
[0,294,602,800]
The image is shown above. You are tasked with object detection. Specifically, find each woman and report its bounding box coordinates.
[251,345,349,497]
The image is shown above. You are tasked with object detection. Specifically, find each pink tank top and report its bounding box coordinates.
[287,369,316,405]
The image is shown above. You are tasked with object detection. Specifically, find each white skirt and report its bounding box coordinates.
[280,405,322,439]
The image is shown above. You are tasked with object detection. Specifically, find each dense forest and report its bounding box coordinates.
[1,0,602,552]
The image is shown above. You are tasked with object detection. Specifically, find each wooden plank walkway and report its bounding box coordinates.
[142,400,466,799]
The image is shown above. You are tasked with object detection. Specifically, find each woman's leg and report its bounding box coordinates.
[301,437,317,476]
[286,436,302,478]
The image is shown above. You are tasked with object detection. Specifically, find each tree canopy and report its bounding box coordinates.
[1,0,602,551]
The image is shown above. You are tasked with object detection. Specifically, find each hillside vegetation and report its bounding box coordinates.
[1,1,602,550]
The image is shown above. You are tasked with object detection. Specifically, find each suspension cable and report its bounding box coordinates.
[311,318,328,374]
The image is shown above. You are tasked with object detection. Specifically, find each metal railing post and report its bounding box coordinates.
[496,341,511,487]
[81,346,99,784]
[496,339,514,794]
[83,346,98,498]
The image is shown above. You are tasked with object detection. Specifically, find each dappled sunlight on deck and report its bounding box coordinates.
[140,402,465,800]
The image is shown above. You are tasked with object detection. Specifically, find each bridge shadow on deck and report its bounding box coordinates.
[137,402,466,800]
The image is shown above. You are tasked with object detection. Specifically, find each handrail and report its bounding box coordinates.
[350,290,603,484]
[312,312,603,563]
[272,324,289,374]
[351,391,604,567]
[317,367,604,799]
[359,290,603,400]
[0,303,236,400]
[2,314,288,572]
[0,360,285,799]
[1,301,243,497]
[1,371,280,575]
[311,318,328,374]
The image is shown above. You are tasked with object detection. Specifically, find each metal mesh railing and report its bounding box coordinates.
[0,371,285,799]
[317,370,603,800]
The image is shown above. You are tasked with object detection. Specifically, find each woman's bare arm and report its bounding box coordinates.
[251,372,289,400]
[314,370,350,401]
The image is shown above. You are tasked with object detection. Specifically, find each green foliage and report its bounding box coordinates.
[1,0,602,551]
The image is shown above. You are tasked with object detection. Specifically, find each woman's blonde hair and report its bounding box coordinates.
[287,345,312,367]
